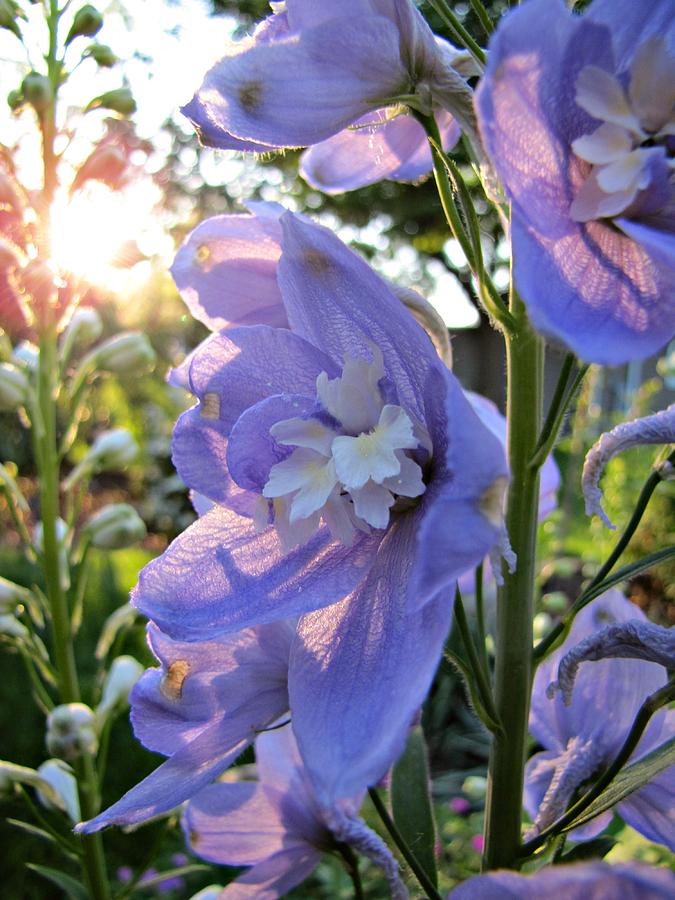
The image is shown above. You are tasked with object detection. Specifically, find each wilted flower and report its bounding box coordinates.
[184,723,407,899]
[476,0,675,363]
[133,208,507,805]
[450,861,675,899]
[526,590,674,849]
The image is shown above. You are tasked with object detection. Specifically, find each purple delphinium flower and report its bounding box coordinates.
[133,208,508,805]
[526,589,674,848]
[449,861,675,899]
[582,404,675,528]
[79,621,293,831]
[184,723,407,899]
[182,1,477,156]
[476,0,675,364]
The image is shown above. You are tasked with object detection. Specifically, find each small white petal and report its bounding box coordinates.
[571,123,633,165]
[271,416,335,455]
[576,66,643,135]
[316,351,385,434]
[289,457,339,521]
[263,448,323,498]
[570,170,638,222]
[629,37,675,134]
[596,148,651,194]
[322,490,358,545]
[382,452,426,498]
[350,480,395,529]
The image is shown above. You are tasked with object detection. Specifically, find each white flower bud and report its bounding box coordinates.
[36,760,80,822]
[46,703,98,761]
[0,575,31,613]
[0,362,28,411]
[65,429,138,489]
[32,518,70,591]
[10,341,38,371]
[84,503,146,549]
[96,655,143,722]
[0,613,28,638]
[0,761,62,808]
[60,307,103,355]
[93,332,155,374]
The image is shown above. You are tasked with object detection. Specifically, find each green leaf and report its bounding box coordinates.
[565,738,675,832]
[558,835,617,863]
[125,865,210,891]
[390,726,438,890]
[27,864,88,900]
[7,818,78,860]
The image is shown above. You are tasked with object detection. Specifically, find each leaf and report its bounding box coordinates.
[6,818,78,861]
[558,835,617,863]
[391,726,438,890]
[565,738,675,832]
[27,864,88,900]
[128,864,210,891]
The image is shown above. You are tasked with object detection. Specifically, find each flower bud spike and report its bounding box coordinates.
[65,5,103,46]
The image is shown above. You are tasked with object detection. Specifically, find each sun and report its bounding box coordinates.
[49,179,166,289]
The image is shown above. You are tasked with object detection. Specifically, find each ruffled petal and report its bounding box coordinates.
[132,504,380,641]
[289,512,453,803]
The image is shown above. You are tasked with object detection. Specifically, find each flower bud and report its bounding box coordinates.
[65,5,103,45]
[46,703,98,760]
[86,87,136,117]
[93,331,155,373]
[11,341,38,371]
[59,306,102,357]
[16,259,58,327]
[96,655,143,721]
[33,518,70,591]
[0,0,25,40]
[0,575,31,613]
[64,429,138,488]
[21,72,52,113]
[83,43,117,67]
[70,144,127,195]
[7,88,23,111]
[36,760,80,822]
[462,775,487,801]
[0,362,28,410]
[84,503,146,549]
[0,612,28,638]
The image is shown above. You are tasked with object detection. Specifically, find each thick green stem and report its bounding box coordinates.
[482,291,543,870]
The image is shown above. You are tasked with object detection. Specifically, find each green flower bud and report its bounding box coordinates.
[46,703,98,760]
[59,306,103,359]
[85,87,136,117]
[21,72,52,113]
[65,5,103,45]
[7,89,23,111]
[93,331,155,373]
[0,0,25,41]
[0,362,28,410]
[85,502,146,549]
[83,43,117,67]
[462,775,488,801]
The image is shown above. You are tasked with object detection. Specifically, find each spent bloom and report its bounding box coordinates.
[526,590,674,848]
[184,723,407,899]
[476,0,675,363]
[130,207,507,805]
[182,0,479,182]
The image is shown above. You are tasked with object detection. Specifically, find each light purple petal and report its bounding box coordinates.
[620,750,675,852]
[218,847,321,899]
[132,504,380,641]
[299,109,459,193]
[587,0,675,72]
[181,95,280,152]
[185,16,408,148]
[617,218,675,270]
[171,213,286,331]
[289,512,453,803]
[449,862,675,899]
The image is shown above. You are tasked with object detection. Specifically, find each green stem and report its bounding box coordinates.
[482,289,544,871]
[453,589,501,733]
[425,0,486,65]
[520,678,675,856]
[474,561,490,679]
[337,845,365,900]
[533,449,675,661]
[530,357,589,471]
[368,788,444,900]
[468,0,494,35]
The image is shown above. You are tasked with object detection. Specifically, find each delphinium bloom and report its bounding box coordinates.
[182,0,479,167]
[476,0,675,364]
[80,621,294,830]
[131,208,508,806]
[450,861,675,899]
[525,589,674,848]
[184,724,407,899]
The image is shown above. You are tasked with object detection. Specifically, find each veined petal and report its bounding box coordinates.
[132,505,380,641]
[289,513,453,804]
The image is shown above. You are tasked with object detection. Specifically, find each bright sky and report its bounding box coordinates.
[0,0,480,327]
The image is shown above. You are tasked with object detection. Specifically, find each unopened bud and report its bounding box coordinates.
[7,88,23,111]
[59,306,102,355]
[86,87,136,117]
[0,575,31,613]
[46,703,98,760]
[96,655,143,721]
[36,760,80,822]
[94,331,155,373]
[11,340,38,370]
[0,0,25,40]
[33,518,70,591]
[64,428,138,488]
[0,362,28,410]
[462,775,487,801]
[70,144,127,195]
[16,258,58,313]
[85,503,146,549]
[65,5,103,45]
[0,613,28,638]
[83,43,117,67]
[21,72,52,113]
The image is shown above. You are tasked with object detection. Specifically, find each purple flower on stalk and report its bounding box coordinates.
[449,861,675,899]
[79,621,293,831]
[476,0,675,364]
[526,589,674,849]
[134,208,508,805]
[184,724,407,899]
[182,1,478,162]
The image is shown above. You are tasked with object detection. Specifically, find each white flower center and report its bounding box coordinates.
[261,350,428,547]
[570,38,675,222]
